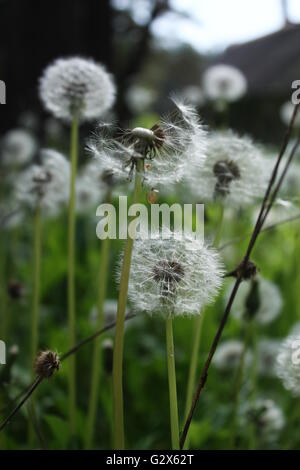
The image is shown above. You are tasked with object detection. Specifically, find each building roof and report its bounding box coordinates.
[216,23,300,96]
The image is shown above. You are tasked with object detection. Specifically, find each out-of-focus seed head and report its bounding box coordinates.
[203,64,247,103]
[1,129,37,166]
[225,277,282,325]
[213,339,252,371]
[276,333,300,396]
[188,130,269,207]
[39,57,116,122]
[15,149,70,216]
[240,399,285,444]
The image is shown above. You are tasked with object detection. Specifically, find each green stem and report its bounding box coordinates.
[85,191,112,449]
[183,203,224,448]
[230,325,251,448]
[28,204,41,447]
[68,116,79,435]
[112,162,143,449]
[31,205,41,367]
[183,314,204,424]
[166,317,180,450]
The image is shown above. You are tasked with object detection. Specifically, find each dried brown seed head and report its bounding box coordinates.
[34,350,60,379]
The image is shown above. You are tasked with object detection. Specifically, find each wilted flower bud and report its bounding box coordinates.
[34,350,60,378]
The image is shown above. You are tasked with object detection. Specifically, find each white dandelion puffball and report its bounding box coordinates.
[125,85,156,114]
[76,163,104,214]
[188,130,269,206]
[225,277,282,325]
[240,399,285,442]
[280,101,300,127]
[181,86,205,107]
[89,98,207,190]
[213,339,252,371]
[127,230,224,317]
[15,149,70,215]
[1,129,37,166]
[203,64,247,103]
[276,334,300,396]
[39,57,116,122]
[257,339,282,378]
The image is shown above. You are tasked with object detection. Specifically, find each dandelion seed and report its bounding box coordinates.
[276,333,300,396]
[225,277,282,325]
[126,229,224,316]
[213,340,252,371]
[1,129,37,166]
[39,57,116,122]
[15,149,70,216]
[203,64,247,103]
[239,399,285,443]
[89,98,207,189]
[188,130,269,206]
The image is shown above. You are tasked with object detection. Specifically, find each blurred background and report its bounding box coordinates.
[1,0,300,141]
[1,0,300,451]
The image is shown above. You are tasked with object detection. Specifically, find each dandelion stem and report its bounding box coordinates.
[85,191,112,449]
[230,325,251,448]
[68,115,79,434]
[166,317,180,450]
[31,204,41,368]
[183,203,224,448]
[28,204,41,445]
[113,161,143,449]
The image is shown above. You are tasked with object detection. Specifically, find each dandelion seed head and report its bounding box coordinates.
[126,229,224,317]
[280,101,300,127]
[203,64,247,102]
[1,129,37,166]
[39,57,116,122]
[15,149,70,216]
[188,130,269,206]
[225,277,282,325]
[276,333,300,396]
[213,340,252,371]
[257,339,281,377]
[240,399,285,443]
[89,98,207,189]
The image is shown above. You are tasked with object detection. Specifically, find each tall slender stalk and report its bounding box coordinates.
[183,204,224,448]
[28,204,41,446]
[230,323,252,448]
[112,162,143,449]
[85,191,112,449]
[68,116,79,434]
[31,204,41,367]
[166,316,180,450]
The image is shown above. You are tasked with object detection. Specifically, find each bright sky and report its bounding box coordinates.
[151,0,300,53]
